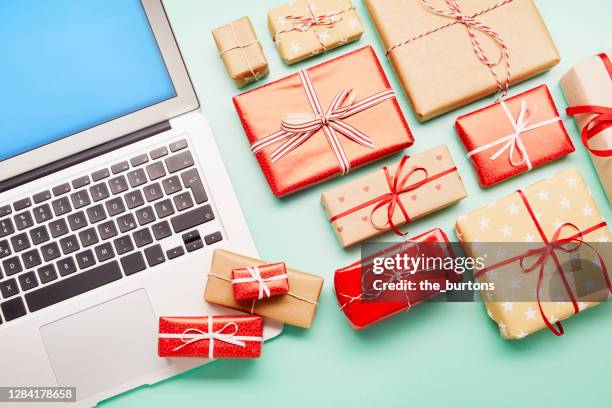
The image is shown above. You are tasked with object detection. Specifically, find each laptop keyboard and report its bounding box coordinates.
[0,138,223,324]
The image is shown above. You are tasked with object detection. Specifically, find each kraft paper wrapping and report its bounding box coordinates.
[456,168,612,339]
[268,0,364,64]
[212,17,269,88]
[205,250,324,328]
[364,0,560,121]
[322,145,467,247]
[560,51,612,205]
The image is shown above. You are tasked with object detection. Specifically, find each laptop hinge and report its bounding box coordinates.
[0,120,172,193]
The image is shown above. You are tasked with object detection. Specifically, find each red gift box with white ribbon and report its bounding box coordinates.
[231,262,289,301]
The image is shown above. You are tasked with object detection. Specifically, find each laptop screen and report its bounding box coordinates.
[0,0,177,162]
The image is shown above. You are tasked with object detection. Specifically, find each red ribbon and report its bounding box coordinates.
[329,155,458,236]
[566,53,612,158]
[475,190,611,336]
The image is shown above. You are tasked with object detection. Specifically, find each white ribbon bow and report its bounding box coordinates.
[232,265,289,299]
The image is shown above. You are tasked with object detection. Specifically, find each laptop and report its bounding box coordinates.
[0,0,282,406]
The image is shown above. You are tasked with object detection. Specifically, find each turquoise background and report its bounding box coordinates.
[105,0,612,406]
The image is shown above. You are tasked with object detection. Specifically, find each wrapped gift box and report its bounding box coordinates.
[205,250,324,328]
[456,168,612,339]
[561,51,612,204]
[212,17,269,88]
[335,228,461,329]
[268,0,364,64]
[231,262,289,301]
[233,46,414,197]
[456,85,574,187]
[158,315,263,358]
[322,145,466,247]
[364,0,560,121]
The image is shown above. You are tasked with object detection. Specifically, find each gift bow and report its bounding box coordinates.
[467,99,562,169]
[158,316,263,358]
[232,265,289,300]
[251,69,395,175]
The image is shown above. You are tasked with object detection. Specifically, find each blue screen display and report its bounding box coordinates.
[0,0,176,161]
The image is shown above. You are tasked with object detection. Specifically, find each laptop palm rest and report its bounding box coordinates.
[40,289,169,400]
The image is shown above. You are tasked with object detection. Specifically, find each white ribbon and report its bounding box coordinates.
[158,316,263,358]
[231,265,289,300]
[466,99,561,170]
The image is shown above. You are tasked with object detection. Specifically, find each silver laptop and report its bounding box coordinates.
[0,0,282,406]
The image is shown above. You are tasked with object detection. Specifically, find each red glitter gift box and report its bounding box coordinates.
[455,85,574,187]
[231,262,289,301]
[158,316,263,358]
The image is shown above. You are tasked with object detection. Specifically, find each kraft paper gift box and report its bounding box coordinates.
[268,0,364,64]
[364,0,560,121]
[322,145,467,247]
[233,46,414,197]
[158,315,263,358]
[212,17,269,88]
[455,168,612,339]
[561,51,612,204]
[456,85,574,187]
[231,262,289,301]
[205,250,324,328]
[334,228,461,329]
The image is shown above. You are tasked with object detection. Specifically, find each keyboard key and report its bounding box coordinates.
[41,242,61,262]
[51,196,71,216]
[91,168,110,182]
[114,236,134,255]
[181,168,208,204]
[75,249,96,269]
[121,252,146,276]
[13,197,32,211]
[186,239,204,253]
[173,192,194,211]
[33,204,53,223]
[166,246,185,260]
[0,205,12,217]
[144,244,165,267]
[89,183,110,202]
[127,168,147,188]
[57,257,77,276]
[0,278,19,298]
[22,249,42,269]
[1,297,26,321]
[170,139,188,152]
[111,161,129,174]
[25,261,122,312]
[166,151,194,173]
[60,235,80,255]
[2,257,22,276]
[130,154,149,167]
[67,211,88,231]
[162,175,182,195]
[94,242,115,262]
[204,231,223,246]
[146,162,166,181]
[143,183,164,202]
[78,227,99,247]
[109,175,129,195]
[52,183,71,197]
[14,211,34,230]
[151,221,172,241]
[106,197,126,217]
[182,230,200,244]
[0,218,14,238]
[70,190,91,209]
[30,226,50,245]
[86,204,107,224]
[171,205,214,233]
[49,219,69,238]
[33,190,52,204]
[72,175,90,189]
[154,199,174,219]
[18,271,38,291]
[98,220,118,240]
[150,146,168,159]
[125,190,145,209]
[0,240,11,259]
[117,213,137,233]
[38,265,58,284]
[133,228,153,248]
[135,206,155,226]
[10,233,30,252]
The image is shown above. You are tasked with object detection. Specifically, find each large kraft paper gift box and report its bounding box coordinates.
[561,51,612,205]
[364,0,560,121]
[456,168,612,339]
[205,250,324,328]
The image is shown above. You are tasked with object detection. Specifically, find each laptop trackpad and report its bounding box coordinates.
[40,290,169,400]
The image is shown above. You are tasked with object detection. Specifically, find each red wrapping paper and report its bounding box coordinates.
[231,262,289,301]
[233,46,414,197]
[158,316,263,359]
[455,85,574,187]
[334,228,460,330]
